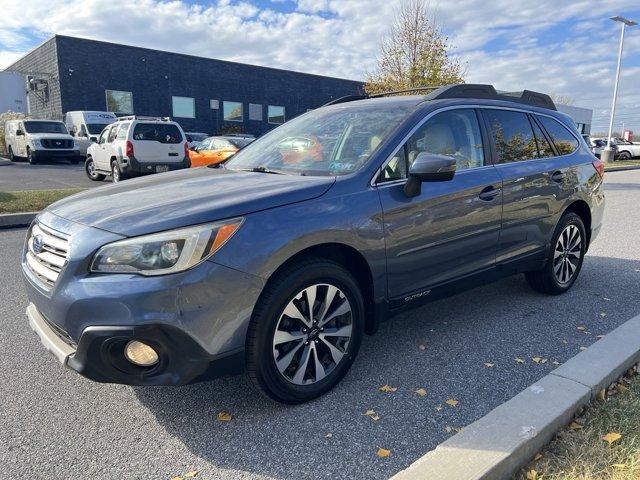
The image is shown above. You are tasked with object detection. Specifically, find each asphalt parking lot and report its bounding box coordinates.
[0,157,100,191]
[1,170,639,480]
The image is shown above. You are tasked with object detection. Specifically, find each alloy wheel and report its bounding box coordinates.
[87,160,97,178]
[112,163,120,182]
[553,224,582,285]
[272,283,353,386]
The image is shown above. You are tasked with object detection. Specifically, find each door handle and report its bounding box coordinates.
[479,185,501,201]
[550,170,565,183]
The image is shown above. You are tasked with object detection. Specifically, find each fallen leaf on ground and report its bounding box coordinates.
[217,411,233,422]
[611,464,627,470]
[598,388,607,401]
[534,453,543,461]
[552,361,560,365]
[377,447,391,458]
[418,344,427,351]
[532,357,543,364]
[445,425,453,433]
[562,339,568,344]
[526,469,538,480]
[325,432,333,438]
[171,477,183,480]
[484,362,494,368]
[617,383,628,392]
[577,326,586,331]
[568,421,583,430]
[364,410,380,421]
[580,346,588,351]
[445,399,459,407]
[600,312,607,317]
[185,471,199,478]
[603,297,611,301]
[515,358,525,364]
[415,388,427,397]
[379,384,397,393]
[597,335,605,339]
[435,405,442,411]
[602,432,622,444]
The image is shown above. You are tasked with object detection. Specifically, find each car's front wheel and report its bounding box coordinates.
[8,146,16,161]
[246,258,364,404]
[525,212,586,295]
[27,147,37,165]
[85,157,105,181]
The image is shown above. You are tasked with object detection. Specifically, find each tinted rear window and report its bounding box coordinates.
[536,116,579,155]
[132,123,183,144]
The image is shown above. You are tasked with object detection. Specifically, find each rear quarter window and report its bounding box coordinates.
[132,123,183,144]
[536,116,579,155]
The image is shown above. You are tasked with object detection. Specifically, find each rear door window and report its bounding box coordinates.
[536,116,579,156]
[132,123,183,144]
[484,109,538,163]
[530,118,555,158]
[116,122,130,140]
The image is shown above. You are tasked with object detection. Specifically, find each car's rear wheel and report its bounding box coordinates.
[246,258,364,404]
[525,212,586,295]
[85,157,105,181]
[618,150,631,160]
[111,160,122,183]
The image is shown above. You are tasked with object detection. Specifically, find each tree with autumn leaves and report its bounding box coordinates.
[365,0,465,95]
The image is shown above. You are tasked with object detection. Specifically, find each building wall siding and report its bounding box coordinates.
[5,38,62,120]
[54,35,365,135]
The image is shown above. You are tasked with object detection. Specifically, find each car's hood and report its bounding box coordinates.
[29,133,74,140]
[48,168,335,236]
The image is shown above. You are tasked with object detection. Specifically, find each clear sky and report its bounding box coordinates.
[1,0,639,132]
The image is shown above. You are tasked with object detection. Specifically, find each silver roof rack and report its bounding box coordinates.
[116,115,172,122]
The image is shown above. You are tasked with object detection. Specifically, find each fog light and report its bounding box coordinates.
[124,340,159,367]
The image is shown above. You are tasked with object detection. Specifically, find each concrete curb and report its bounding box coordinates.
[0,212,37,229]
[605,165,640,172]
[390,314,640,480]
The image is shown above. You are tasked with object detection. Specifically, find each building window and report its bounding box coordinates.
[105,90,133,114]
[223,101,243,122]
[268,105,285,124]
[172,96,195,118]
[249,103,262,121]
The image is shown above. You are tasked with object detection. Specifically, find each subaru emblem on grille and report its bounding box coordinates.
[56,141,61,146]
[32,234,44,254]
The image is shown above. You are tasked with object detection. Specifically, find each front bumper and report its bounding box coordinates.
[22,211,265,386]
[32,149,81,161]
[27,302,244,385]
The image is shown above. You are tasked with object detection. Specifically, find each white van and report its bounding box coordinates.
[85,116,189,182]
[65,111,118,156]
[4,119,80,164]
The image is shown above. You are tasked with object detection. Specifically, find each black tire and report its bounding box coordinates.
[85,157,105,181]
[246,258,364,404]
[111,160,122,183]
[8,146,15,161]
[27,147,37,165]
[618,150,631,160]
[525,212,586,295]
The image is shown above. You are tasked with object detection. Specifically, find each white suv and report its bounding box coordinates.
[85,116,189,182]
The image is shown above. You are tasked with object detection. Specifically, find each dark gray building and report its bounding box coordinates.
[5,35,364,135]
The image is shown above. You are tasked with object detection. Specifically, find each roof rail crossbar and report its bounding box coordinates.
[322,83,557,110]
[116,115,172,122]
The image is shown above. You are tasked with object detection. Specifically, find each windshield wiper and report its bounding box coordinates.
[238,166,288,175]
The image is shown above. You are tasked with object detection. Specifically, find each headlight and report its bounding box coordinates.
[90,218,243,275]
[30,139,41,148]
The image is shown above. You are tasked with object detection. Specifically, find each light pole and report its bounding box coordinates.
[602,15,637,163]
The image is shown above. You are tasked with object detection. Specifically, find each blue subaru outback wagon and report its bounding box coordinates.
[23,84,605,403]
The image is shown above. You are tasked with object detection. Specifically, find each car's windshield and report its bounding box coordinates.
[87,123,110,135]
[225,103,415,176]
[23,121,68,134]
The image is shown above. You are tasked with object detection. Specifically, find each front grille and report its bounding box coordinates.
[41,139,73,149]
[25,223,69,291]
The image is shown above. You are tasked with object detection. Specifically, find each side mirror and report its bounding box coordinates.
[16,129,24,136]
[90,136,98,142]
[404,152,457,197]
[69,130,75,137]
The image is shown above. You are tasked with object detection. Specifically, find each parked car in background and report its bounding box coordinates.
[609,138,640,159]
[582,135,615,159]
[24,84,604,404]
[189,135,254,167]
[4,119,80,164]
[85,116,189,182]
[185,132,209,149]
[65,111,118,156]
